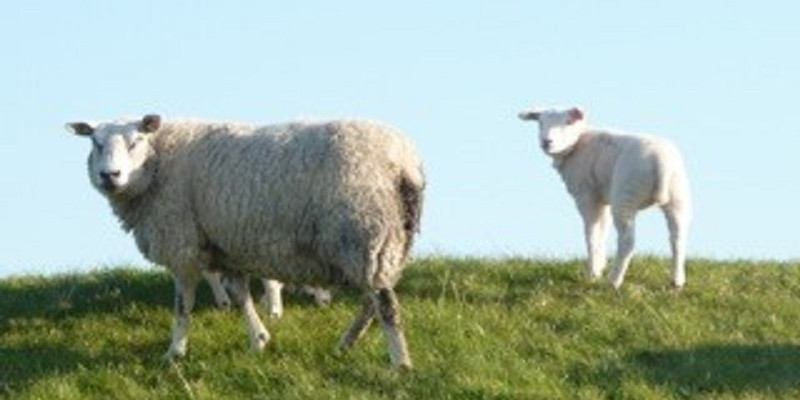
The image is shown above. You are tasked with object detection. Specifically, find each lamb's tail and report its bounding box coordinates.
[398,168,425,259]
[654,159,672,206]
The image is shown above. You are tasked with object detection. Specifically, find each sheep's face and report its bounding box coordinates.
[66,114,161,197]
[519,107,586,156]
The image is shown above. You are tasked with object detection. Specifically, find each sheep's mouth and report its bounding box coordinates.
[98,179,123,194]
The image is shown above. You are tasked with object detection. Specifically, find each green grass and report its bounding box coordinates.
[2,257,800,399]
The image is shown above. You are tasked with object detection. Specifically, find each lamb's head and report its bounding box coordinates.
[518,107,586,156]
[66,114,161,197]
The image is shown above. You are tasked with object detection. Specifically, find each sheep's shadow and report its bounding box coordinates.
[0,269,177,322]
[399,258,582,306]
[572,344,800,397]
[0,341,167,395]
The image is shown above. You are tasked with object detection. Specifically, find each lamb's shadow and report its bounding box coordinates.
[574,344,800,397]
[632,344,800,396]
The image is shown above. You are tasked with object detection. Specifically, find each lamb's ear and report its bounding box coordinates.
[65,122,95,137]
[518,110,541,121]
[139,114,161,133]
[566,107,584,124]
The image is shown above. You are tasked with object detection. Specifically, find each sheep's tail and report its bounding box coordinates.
[398,167,425,259]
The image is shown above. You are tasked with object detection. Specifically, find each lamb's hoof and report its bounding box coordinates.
[163,346,187,361]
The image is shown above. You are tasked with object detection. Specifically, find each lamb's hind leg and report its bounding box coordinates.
[224,272,270,351]
[663,203,690,288]
[260,279,284,319]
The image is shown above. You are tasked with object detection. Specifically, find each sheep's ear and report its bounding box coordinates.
[139,114,161,133]
[518,110,541,121]
[65,122,95,137]
[566,107,584,124]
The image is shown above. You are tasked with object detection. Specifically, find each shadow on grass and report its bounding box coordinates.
[633,344,800,396]
[400,258,580,306]
[572,344,800,398]
[0,268,260,323]
[0,340,168,395]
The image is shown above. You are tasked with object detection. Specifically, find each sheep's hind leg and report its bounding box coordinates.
[164,270,201,359]
[224,273,270,351]
[374,288,412,369]
[338,294,375,351]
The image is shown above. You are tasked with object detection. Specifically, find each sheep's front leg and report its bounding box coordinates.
[164,270,201,359]
[224,273,270,351]
[577,197,610,281]
[663,203,690,288]
[609,209,637,289]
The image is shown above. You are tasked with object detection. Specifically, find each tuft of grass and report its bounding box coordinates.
[2,257,800,399]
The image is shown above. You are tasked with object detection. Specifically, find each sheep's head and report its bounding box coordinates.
[518,107,586,156]
[66,114,160,197]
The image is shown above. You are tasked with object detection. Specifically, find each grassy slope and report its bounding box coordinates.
[1,257,800,399]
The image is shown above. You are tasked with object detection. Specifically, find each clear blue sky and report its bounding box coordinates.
[1,1,798,276]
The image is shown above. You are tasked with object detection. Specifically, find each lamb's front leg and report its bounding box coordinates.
[202,270,232,308]
[609,208,637,289]
[578,198,610,281]
[224,272,270,351]
[164,270,201,359]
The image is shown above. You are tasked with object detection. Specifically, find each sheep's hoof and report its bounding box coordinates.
[393,359,413,371]
[251,332,270,352]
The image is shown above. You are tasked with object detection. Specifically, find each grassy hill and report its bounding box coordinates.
[2,257,800,399]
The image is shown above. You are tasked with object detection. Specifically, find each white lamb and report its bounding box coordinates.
[518,106,691,289]
[66,114,424,368]
[203,273,331,319]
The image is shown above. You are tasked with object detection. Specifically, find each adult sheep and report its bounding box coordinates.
[66,114,425,368]
[518,106,691,289]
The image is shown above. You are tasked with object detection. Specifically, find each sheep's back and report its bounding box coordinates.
[173,120,419,278]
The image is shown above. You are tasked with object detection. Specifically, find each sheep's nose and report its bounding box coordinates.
[541,139,553,150]
[100,170,121,181]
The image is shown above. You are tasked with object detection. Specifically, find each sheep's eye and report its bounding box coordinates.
[92,139,103,152]
[128,137,144,151]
